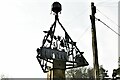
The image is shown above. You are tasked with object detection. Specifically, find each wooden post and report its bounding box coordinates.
[47,60,66,80]
[90,2,99,80]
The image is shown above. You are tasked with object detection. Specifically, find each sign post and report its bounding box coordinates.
[36,2,89,79]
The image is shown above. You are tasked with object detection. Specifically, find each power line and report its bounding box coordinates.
[96,2,117,7]
[96,9,120,29]
[76,2,115,42]
[66,7,89,27]
[77,25,90,42]
[95,17,120,36]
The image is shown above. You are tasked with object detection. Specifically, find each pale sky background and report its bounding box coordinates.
[0,0,119,78]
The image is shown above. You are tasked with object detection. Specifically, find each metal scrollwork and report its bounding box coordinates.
[36,2,89,73]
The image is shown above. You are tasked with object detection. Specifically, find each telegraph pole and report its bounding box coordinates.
[90,2,99,80]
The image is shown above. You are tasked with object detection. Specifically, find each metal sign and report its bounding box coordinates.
[37,47,68,60]
[36,2,89,73]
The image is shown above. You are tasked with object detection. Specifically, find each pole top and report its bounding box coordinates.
[91,2,94,5]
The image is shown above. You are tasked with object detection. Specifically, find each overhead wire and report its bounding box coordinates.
[65,7,89,27]
[76,1,116,42]
[96,9,120,29]
[65,1,112,37]
[63,1,119,44]
[77,25,91,42]
[95,3,120,37]
[61,4,91,43]
[95,17,120,36]
[75,2,109,43]
[96,1,117,7]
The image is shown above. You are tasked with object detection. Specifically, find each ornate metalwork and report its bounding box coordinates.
[36,2,89,73]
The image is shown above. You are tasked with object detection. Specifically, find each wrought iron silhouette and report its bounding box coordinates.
[36,2,89,73]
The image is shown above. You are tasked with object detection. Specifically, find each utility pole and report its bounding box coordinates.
[90,2,99,80]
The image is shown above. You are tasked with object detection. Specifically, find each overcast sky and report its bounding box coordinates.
[0,0,119,78]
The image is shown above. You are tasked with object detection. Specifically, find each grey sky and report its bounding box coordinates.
[0,0,119,78]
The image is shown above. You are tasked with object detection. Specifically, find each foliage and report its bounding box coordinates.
[66,67,94,79]
[0,74,9,80]
[66,66,109,79]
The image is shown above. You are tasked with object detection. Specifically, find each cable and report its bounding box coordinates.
[95,17,120,36]
[96,2,117,7]
[77,26,90,42]
[96,9,120,29]
[65,7,89,27]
